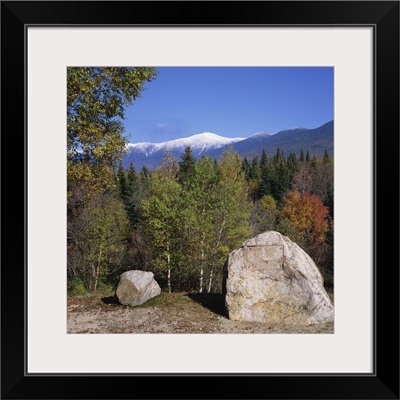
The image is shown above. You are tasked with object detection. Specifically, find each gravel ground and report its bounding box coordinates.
[67,292,334,334]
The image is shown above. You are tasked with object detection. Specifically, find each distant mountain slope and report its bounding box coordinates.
[123,132,244,170]
[123,121,333,170]
[226,120,334,159]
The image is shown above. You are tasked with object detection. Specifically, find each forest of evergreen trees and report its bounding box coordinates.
[67,146,333,295]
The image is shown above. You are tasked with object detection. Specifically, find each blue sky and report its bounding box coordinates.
[124,67,333,143]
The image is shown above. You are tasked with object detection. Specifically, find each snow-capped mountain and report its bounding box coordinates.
[250,131,275,139]
[124,132,244,170]
[122,121,333,170]
[127,132,244,157]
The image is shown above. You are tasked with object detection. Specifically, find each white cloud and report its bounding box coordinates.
[157,122,169,128]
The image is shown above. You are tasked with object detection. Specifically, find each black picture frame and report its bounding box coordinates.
[1,1,399,399]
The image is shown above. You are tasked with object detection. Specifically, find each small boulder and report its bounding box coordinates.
[224,231,334,325]
[116,270,161,306]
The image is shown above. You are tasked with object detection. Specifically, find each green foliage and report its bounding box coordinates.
[217,149,252,250]
[139,165,151,199]
[67,67,158,196]
[67,193,130,292]
[275,218,304,245]
[66,66,335,295]
[269,148,290,201]
[115,162,141,227]
[246,148,300,203]
[286,152,298,180]
[249,155,260,180]
[242,156,251,180]
[181,155,219,292]
[178,146,197,187]
[250,195,279,236]
[117,163,128,199]
[139,148,253,293]
[311,155,317,168]
[67,277,88,296]
[260,194,277,211]
[141,152,182,292]
[68,105,334,295]
[323,149,332,164]
[259,149,271,198]
[126,163,140,222]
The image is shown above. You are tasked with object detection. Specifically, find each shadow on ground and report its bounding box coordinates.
[187,293,227,317]
[101,295,120,305]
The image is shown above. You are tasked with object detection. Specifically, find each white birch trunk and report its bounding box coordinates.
[93,249,102,294]
[207,266,214,293]
[199,203,206,293]
[167,241,171,293]
[199,243,204,293]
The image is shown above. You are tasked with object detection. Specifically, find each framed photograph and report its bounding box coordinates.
[2,1,399,399]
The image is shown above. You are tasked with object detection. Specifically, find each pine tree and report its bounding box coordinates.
[213,158,219,174]
[249,155,260,180]
[242,156,251,181]
[287,152,298,182]
[139,165,151,199]
[125,162,140,226]
[300,150,305,162]
[127,162,138,194]
[306,150,310,162]
[116,163,128,201]
[178,146,197,187]
[270,148,289,201]
[247,155,261,200]
[323,149,332,164]
[259,149,270,198]
[311,155,317,168]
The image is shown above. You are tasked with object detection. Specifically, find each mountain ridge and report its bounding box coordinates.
[123,120,333,170]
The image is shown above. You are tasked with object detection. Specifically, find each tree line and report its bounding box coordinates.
[68,145,333,294]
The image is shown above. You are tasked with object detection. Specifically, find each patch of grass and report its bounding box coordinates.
[68,278,89,297]
[95,283,116,297]
[129,292,190,308]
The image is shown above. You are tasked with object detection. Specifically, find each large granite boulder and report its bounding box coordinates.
[116,270,161,306]
[224,231,334,325]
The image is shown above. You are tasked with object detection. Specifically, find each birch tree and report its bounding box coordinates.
[191,156,218,292]
[141,153,181,293]
[208,148,252,292]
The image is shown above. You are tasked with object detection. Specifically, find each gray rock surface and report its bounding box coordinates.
[224,231,334,325]
[116,270,161,306]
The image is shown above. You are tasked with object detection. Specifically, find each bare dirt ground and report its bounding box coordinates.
[67,292,334,334]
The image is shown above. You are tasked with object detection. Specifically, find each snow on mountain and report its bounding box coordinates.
[248,127,305,139]
[127,132,245,157]
[122,121,333,170]
[249,131,275,139]
[286,126,306,131]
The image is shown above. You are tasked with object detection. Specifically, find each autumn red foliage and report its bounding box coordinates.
[281,190,329,243]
